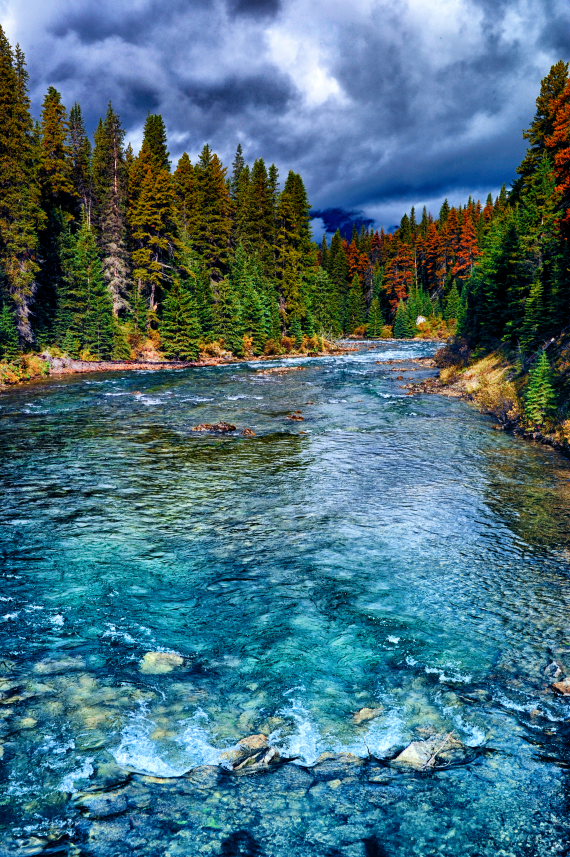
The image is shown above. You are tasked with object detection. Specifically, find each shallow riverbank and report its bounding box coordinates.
[404,353,570,457]
[0,345,352,393]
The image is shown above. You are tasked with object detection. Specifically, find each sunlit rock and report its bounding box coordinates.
[392,733,466,770]
[139,652,184,675]
[552,679,570,695]
[353,706,384,725]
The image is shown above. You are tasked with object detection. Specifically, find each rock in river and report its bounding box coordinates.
[391,733,466,770]
[552,678,570,695]
[139,652,184,675]
[220,733,283,773]
[192,422,236,433]
[353,706,384,725]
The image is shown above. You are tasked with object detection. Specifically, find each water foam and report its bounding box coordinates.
[112,707,223,777]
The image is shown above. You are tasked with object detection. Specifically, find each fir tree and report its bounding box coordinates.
[393,300,414,338]
[0,31,44,344]
[368,296,384,337]
[524,350,557,427]
[213,277,243,355]
[93,105,129,315]
[445,282,462,320]
[346,273,366,332]
[160,277,202,360]
[69,103,93,224]
[0,302,20,361]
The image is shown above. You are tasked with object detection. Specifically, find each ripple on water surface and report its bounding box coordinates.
[0,341,570,856]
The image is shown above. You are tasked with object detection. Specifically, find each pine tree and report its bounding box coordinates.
[0,32,44,344]
[517,61,569,189]
[393,300,414,338]
[524,350,557,426]
[93,105,129,315]
[346,273,366,332]
[160,277,202,360]
[193,145,233,280]
[214,277,243,355]
[445,282,462,320]
[0,302,20,361]
[69,103,93,224]
[368,296,384,337]
[61,219,116,359]
[174,153,196,234]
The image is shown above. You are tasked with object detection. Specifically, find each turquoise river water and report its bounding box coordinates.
[0,341,569,856]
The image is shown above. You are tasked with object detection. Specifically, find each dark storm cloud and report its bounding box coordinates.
[4,0,570,230]
[228,0,282,17]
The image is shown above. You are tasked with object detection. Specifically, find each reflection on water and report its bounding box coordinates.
[0,341,569,856]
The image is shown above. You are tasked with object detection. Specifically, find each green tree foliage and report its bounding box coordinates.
[346,274,366,332]
[60,219,116,359]
[160,277,202,360]
[69,103,93,224]
[93,105,129,315]
[0,31,44,345]
[192,145,233,281]
[393,300,414,338]
[368,296,384,336]
[0,303,20,361]
[444,282,462,320]
[524,351,557,426]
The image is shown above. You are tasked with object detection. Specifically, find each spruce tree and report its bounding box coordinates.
[69,103,93,224]
[160,277,202,360]
[193,145,233,280]
[0,31,44,344]
[524,350,557,427]
[213,277,243,355]
[346,273,366,332]
[393,300,414,338]
[93,105,129,315]
[62,219,116,359]
[0,302,20,361]
[445,282,462,320]
[368,296,384,337]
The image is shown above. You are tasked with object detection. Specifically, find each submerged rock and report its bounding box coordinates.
[220,733,283,774]
[33,656,86,675]
[552,679,570,695]
[139,652,184,675]
[287,412,305,421]
[75,789,129,819]
[242,428,256,436]
[391,733,466,770]
[192,422,237,433]
[353,706,384,725]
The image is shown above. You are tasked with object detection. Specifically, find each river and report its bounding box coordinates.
[0,341,569,856]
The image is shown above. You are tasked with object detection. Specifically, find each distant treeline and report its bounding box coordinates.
[1,26,565,367]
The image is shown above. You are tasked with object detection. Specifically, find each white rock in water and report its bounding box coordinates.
[139,652,184,674]
[392,733,464,769]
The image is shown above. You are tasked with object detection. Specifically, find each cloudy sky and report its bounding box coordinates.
[2,0,569,234]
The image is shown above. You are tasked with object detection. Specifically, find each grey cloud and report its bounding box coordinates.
[7,0,568,230]
[228,0,281,17]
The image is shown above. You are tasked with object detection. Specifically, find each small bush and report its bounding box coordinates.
[263,339,285,356]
